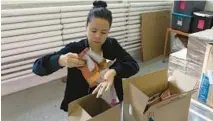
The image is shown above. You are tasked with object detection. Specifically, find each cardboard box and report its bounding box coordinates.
[184,29,213,85]
[140,10,170,62]
[168,48,201,82]
[124,69,197,121]
[68,94,120,121]
[187,29,213,71]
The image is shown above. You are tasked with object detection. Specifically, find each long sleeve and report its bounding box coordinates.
[108,38,139,78]
[32,42,82,76]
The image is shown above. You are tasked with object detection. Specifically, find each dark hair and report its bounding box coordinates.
[86,0,112,28]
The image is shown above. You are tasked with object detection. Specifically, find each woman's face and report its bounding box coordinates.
[87,17,110,48]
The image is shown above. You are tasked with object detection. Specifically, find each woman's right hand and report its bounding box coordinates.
[58,52,85,68]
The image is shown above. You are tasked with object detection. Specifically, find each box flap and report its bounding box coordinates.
[149,89,195,111]
[146,91,193,121]
[127,69,168,112]
[144,71,197,117]
[128,83,149,114]
[169,70,198,92]
[68,97,85,116]
[130,69,168,97]
[79,95,111,117]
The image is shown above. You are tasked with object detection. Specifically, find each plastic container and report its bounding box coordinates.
[173,0,206,15]
[191,11,213,33]
[172,12,193,33]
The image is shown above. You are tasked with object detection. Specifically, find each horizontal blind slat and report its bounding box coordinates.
[2,19,61,31]
[2,36,62,50]
[2,64,32,75]
[2,13,61,24]
[2,7,61,17]
[2,30,62,44]
[2,58,36,70]
[2,47,62,64]
[2,41,63,57]
[2,24,62,37]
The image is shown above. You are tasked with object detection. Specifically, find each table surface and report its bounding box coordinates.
[168,28,189,37]
[120,99,213,121]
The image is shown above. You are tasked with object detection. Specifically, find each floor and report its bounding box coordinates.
[2,56,212,121]
[1,78,68,121]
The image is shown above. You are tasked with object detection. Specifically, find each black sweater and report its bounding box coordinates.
[32,37,139,112]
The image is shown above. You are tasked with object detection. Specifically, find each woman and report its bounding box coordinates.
[32,0,139,112]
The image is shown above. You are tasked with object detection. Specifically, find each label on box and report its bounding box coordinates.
[198,73,210,104]
[207,70,213,85]
[180,1,186,10]
[177,19,183,26]
[197,20,205,29]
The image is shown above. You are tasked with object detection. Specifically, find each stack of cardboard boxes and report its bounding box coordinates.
[170,29,213,83]
[169,29,213,120]
[168,48,187,79]
[169,29,213,83]
[198,43,213,109]
[186,29,213,80]
[169,29,213,106]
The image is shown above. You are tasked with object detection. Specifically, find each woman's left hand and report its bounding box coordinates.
[92,69,117,98]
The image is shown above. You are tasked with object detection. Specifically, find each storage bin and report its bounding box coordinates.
[191,11,213,33]
[172,12,193,33]
[173,0,206,15]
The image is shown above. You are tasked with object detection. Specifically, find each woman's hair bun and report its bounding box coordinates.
[93,0,107,8]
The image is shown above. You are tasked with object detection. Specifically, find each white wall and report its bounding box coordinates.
[205,0,213,11]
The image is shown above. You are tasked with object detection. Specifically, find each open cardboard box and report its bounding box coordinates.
[68,94,120,121]
[124,69,197,121]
